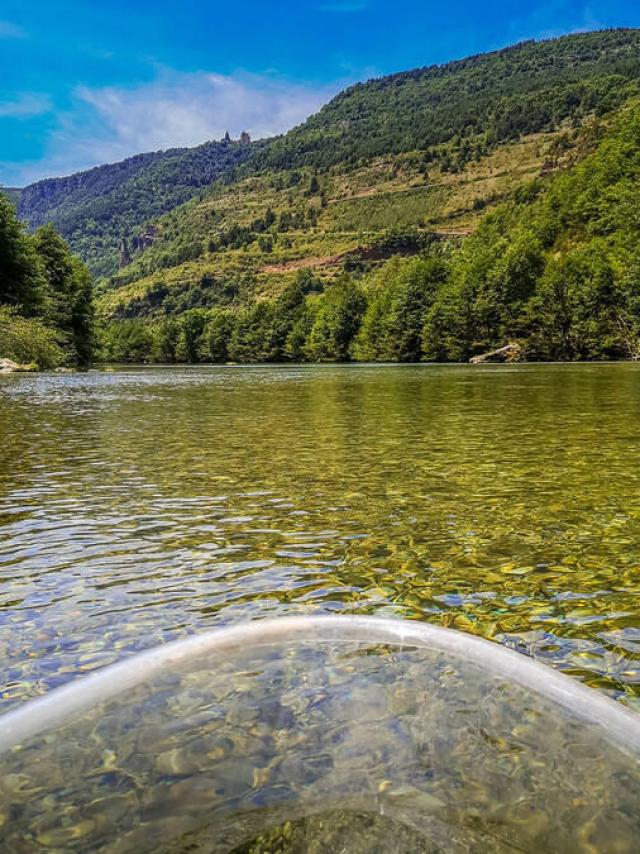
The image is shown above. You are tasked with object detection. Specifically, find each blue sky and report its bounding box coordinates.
[1,0,640,186]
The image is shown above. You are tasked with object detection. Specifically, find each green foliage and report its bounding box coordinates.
[0,307,63,368]
[250,31,640,173]
[176,309,208,363]
[228,302,279,363]
[422,105,640,361]
[34,225,94,367]
[200,309,233,363]
[354,256,447,361]
[331,186,446,233]
[153,317,180,363]
[305,277,366,361]
[224,272,314,363]
[0,193,45,315]
[99,319,154,363]
[0,196,94,368]
[18,33,640,367]
[17,30,640,292]
[92,99,640,366]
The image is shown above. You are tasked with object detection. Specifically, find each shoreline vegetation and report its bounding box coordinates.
[4,32,640,369]
[0,194,93,371]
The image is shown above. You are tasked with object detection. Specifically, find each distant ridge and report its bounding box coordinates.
[12,136,256,277]
[11,29,640,282]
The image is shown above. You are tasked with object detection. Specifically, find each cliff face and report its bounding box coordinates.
[118,227,160,269]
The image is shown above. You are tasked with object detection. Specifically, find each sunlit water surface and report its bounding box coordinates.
[1,364,640,711]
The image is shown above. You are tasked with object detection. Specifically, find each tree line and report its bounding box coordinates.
[249,31,640,174]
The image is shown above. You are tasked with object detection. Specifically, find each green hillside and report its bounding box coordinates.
[98,102,640,364]
[17,30,640,287]
[250,29,640,172]
[7,29,640,365]
[90,30,640,363]
[420,103,640,362]
[14,137,255,278]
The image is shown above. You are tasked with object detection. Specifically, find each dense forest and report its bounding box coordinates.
[249,29,640,171]
[0,194,94,369]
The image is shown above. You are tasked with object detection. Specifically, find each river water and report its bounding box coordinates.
[1,364,640,712]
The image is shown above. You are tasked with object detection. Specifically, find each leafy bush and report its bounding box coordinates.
[0,307,63,368]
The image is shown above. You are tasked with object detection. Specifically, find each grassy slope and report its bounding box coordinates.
[97,30,640,322]
[96,127,582,320]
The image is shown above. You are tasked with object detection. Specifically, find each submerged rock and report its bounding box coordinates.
[470,343,523,364]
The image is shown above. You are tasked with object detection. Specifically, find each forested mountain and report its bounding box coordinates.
[250,29,640,172]
[6,29,640,366]
[97,102,640,364]
[13,137,255,278]
[374,104,640,362]
[14,30,640,283]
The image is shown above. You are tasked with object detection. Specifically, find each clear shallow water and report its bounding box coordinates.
[4,619,640,852]
[1,364,640,710]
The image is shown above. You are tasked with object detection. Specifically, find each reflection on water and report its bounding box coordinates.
[1,364,640,709]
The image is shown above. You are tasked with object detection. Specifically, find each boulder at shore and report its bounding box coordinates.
[470,343,523,364]
[0,358,38,373]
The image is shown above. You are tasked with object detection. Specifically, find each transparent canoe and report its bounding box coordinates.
[1,615,640,852]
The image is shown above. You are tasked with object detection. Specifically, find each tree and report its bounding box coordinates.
[101,320,153,363]
[228,302,278,362]
[305,277,366,361]
[0,193,45,316]
[70,260,94,368]
[176,309,207,363]
[200,309,232,362]
[34,224,94,366]
[153,317,180,363]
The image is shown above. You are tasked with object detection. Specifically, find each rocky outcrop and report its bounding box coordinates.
[0,358,38,373]
[470,343,524,364]
[119,227,160,268]
[132,225,159,253]
[118,237,132,268]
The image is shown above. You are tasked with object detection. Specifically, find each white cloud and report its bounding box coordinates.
[13,69,341,184]
[0,93,51,118]
[0,20,25,38]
